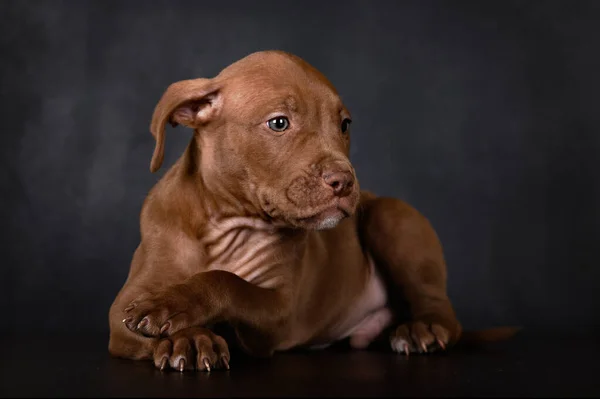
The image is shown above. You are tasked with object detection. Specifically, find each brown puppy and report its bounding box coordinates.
[108,51,511,372]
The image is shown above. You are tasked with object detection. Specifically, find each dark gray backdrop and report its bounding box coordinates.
[2,0,599,336]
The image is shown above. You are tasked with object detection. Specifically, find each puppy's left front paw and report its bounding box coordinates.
[122,289,199,337]
[390,320,457,355]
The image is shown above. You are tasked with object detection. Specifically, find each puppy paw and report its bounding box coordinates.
[390,320,456,355]
[153,327,230,372]
[122,288,204,337]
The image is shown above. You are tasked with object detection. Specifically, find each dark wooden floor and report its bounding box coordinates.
[1,331,599,397]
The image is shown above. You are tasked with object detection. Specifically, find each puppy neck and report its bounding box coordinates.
[180,137,301,235]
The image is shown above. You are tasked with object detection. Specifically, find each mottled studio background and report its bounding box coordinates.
[1,0,599,336]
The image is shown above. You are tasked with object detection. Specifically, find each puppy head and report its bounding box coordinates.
[150,51,360,230]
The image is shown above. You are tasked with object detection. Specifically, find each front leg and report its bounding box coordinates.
[359,194,462,354]
[122,270,290,355]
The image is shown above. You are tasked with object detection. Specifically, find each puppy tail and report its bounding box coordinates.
[455,326,522,348]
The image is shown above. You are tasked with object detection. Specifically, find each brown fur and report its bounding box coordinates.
[108,51,518,372]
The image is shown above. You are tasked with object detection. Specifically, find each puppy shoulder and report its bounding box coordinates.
[139,168,204,238]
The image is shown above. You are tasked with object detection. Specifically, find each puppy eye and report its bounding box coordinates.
[267,117,290,132]
[341,118,352,134]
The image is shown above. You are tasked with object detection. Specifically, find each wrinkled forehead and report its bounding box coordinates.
[217,58,346,119]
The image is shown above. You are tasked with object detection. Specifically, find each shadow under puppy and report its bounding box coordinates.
[108,50,517,372]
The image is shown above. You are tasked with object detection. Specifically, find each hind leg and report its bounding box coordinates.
[358,193,462,354]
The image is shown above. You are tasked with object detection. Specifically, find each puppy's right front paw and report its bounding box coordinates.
[121,288,205,337]
[153,327,230,372]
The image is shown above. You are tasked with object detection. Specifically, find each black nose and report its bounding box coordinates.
[322,171,354,197]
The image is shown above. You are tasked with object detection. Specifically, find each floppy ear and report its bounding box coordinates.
[149,78,221,172]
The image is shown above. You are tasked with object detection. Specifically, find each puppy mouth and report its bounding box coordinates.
[262,201,351,230]
[261,181,359,230]
[293,197,356,230]
[298,207,347,226]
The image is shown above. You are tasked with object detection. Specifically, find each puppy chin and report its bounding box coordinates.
[297,208,347,231]
[314,214,344,230]
[277,191,360,230]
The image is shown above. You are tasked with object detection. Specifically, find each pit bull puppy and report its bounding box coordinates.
[108,50,516,372]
